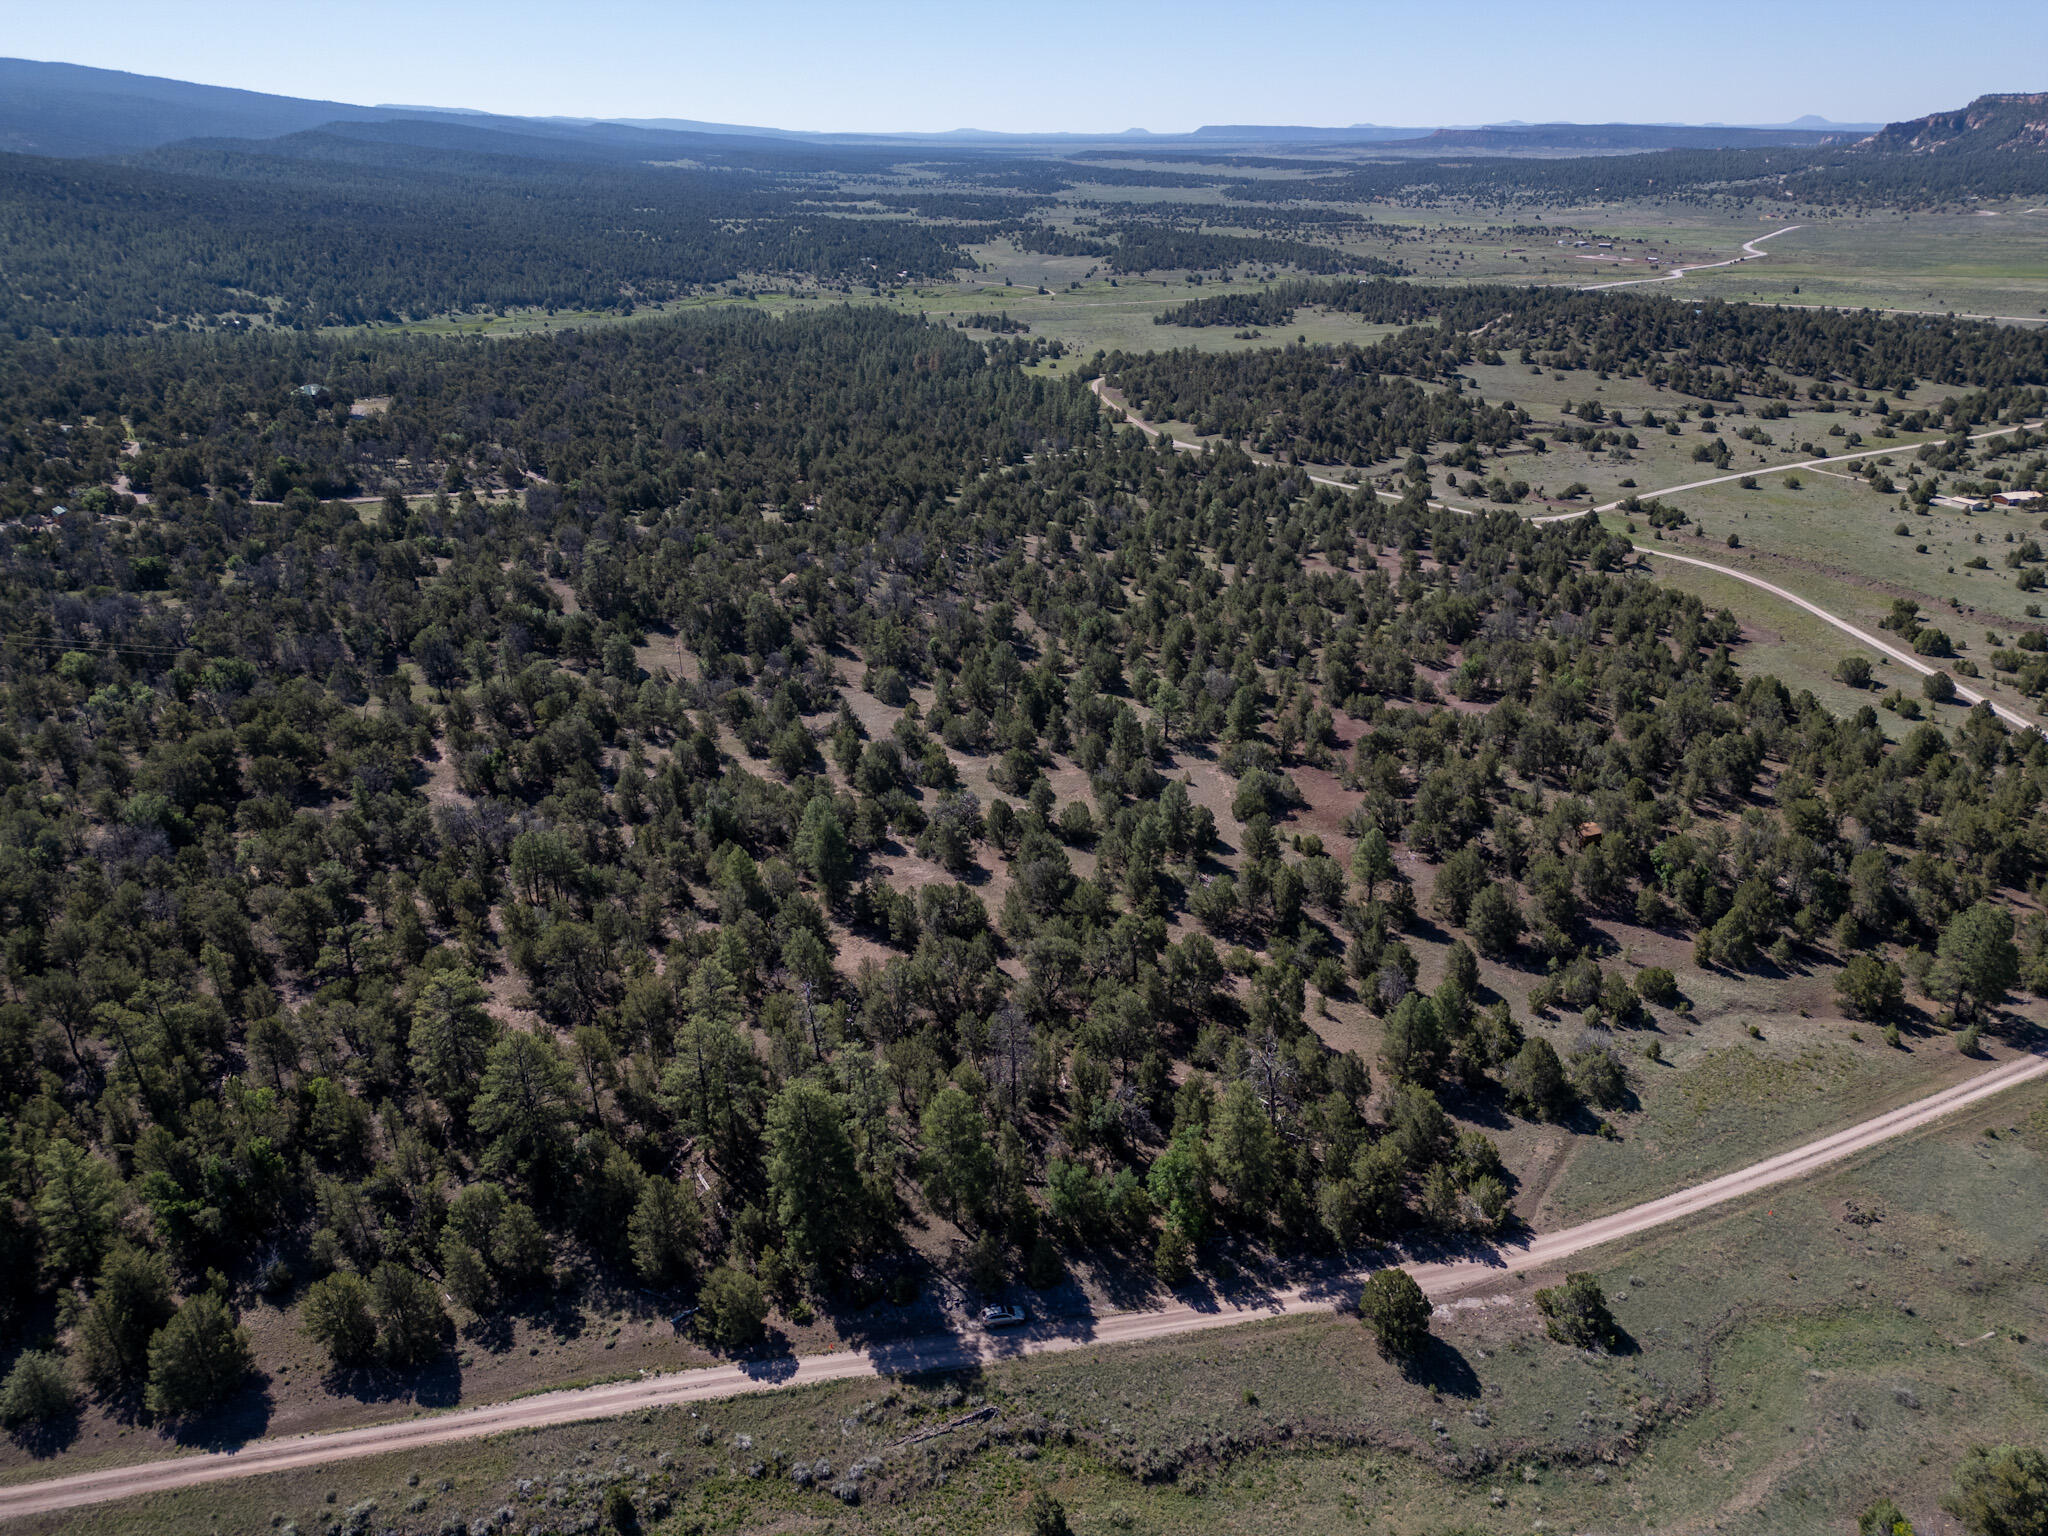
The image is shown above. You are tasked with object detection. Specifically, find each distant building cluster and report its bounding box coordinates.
[1932,490,2042,511]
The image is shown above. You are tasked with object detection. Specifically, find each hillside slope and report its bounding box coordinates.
[0,57,401,157]
[1861,90,2048,154]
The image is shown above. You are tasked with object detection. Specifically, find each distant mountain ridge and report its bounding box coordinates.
[1858,91,2048,153]
[1413,122,1849,151]
[0,57,400,157]
[0,57,1944,160]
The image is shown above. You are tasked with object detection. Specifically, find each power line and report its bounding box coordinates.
[0,633,211,658]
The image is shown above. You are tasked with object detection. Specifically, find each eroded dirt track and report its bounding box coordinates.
[4,1051,2040,1520]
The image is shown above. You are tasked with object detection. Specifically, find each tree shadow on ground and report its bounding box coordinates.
[1401,913,1455,948]
[887,1363,990,1397]
[1402,1335,1482,1398]
[1887,998,1947,1041]
[455,1282,587,1357]
[1437,1078,1513,1131]
[735,1328,800,1383]
[319,1351,463,1410]
[946,855,994,889]
[166,1378,276,1449]
[809,1253,950,1353]
[1987,1007,2047,1052]
[1181,1247,1287,1315]
[461,1310,514,1354]
[1065,1242,1167,1313]
[1560,1097,1634,1136]
[5,1406,82,1458]
[1393,1226,1519,1272]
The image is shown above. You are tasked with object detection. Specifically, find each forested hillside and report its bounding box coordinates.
[1,300,2045,1435]
[1859,91,2048,155]
[0,144,968,336]
[0,135,1400,336]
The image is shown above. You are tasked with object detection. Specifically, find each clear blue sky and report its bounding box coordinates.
[9,0,2044,133]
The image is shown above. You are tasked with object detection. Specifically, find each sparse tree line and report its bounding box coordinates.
[1215,142,2048,211]
[1156,277,2048,396]
[1126,283,2048,467]
[1002,219,1404,278]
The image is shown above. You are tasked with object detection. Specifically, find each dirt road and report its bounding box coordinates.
[1564,418,2048,732]
[1090,377,2045,730]
[1578,225,1803,292]
[1635,543,2034,728]
[3,1050,2041,1521]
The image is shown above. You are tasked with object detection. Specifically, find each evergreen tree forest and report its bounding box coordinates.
[2,295,2047,1429]
[0,145,972,337]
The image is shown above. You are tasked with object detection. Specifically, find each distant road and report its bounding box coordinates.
[1578,225,1804,291]
[1630,541,2033,728]
[1090,377,2046,731]
[1571,226,2043,324]
[1,1050,2042,1521]
[1561,420,2047,732]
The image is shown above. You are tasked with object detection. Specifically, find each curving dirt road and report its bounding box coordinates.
[1578,225,1803,292]
[1090,376,2046,731]
[1564,419,2047,731]
[1634,543,2034,728]
[2,1050,2042,1521]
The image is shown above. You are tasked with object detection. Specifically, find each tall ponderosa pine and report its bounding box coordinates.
[662,958,764,1176]
[765,1078,865,1273]
[1209,1079,1282,1215]
[33,1140,118,1280]
[472,1030,577,1184]
[300,1271,377,1367]
[1929,901,2021,1022]
[77,1244,175,1391]
[919,1085,997,1224]
[629,1177,701,1287]
[409,969,500,1124]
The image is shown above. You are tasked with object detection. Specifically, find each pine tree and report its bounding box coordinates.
[33,1141,117,1280]
[77,1244,175,1391]
[301,1271,378,1367]
[793,797,854,899]
[1209,1079,1281,1215]
[629,1178,701,1287]
[0,1351,75,1429]
[1928,901,2020,1022]
[145,1291,253,1417]
[766,1078,864,1272]
[409,969,500,1123]
[1357,1266,1432,1359]
[1350,826,1396,900]
[920,1085,996,1224]
[371,1263,448,1367]
[472,1030,577,1183]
